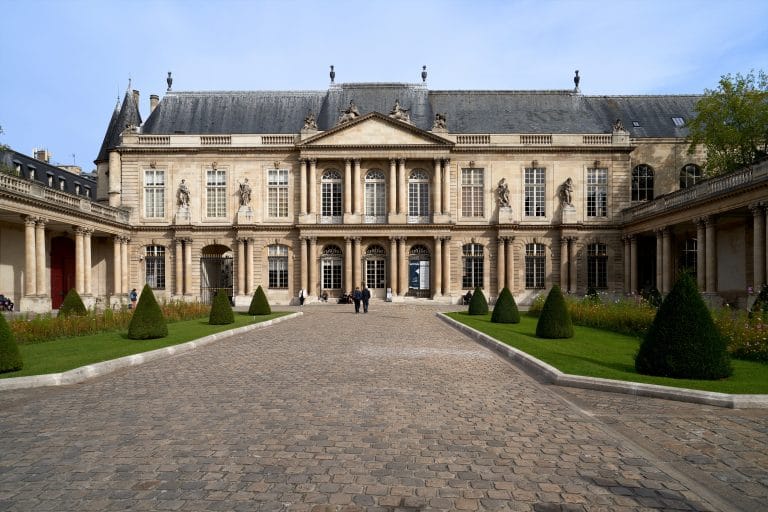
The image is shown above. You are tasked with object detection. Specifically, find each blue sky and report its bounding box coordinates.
[1,0,767,171]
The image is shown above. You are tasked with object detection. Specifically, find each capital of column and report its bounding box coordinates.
[654,227,667,237]
[749,202,765,215]
[308,158,317,165]
[442,158,451,166]
[35,217,47,227]
[24,215,37,227]
[74,226,87,235]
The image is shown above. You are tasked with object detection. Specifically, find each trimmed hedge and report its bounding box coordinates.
[127,284,168,340]
[750,284,768,318]
[209,290,234,325]
[535,285,574,339]
[0,312,22,373]
[636,273,732,379]
[468,287,488,315]
[248,285,271,315]
[491,287,520,323]
[58,288,87,317]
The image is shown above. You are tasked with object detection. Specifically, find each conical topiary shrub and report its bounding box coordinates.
[248,285,271,315]
[209,290,234,325]
[491,287,520,323]
[58,288,87,317]
[0,312,22,373]
[127,284,168,340]
[535,285,574,339]
[468,287,488,315]
[635,273,732,379]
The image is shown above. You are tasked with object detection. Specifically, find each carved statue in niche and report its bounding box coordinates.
[303,111,317,130]
[389,99,410,123]
[497,178,510,207]
[239,178,252,207]
[612,118,626,132]
[337,100,360,124]
[560,177,574,207]
[177,179,190,207]
[432,112,447,130]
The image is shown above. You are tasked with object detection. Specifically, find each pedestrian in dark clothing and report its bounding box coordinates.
[362,285,371,313]
[299,289,305,306]
[352,286,363,313]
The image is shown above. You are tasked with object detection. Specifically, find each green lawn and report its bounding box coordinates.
[446,312,768,394]
[2,312,288,379]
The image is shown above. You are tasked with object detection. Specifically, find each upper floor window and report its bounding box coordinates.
[75,183,81,195]
[364,170,386,222]
[321,170,342,221]
[587,243,607,290]
[525,243,545,289]
[47,174,54,187]
[586,168,607,217]
[145,245,166,289]
[462,243,484,289]
[268,169,289,217]
[408,169,430,220]
[524,167,545,217]
[631,164,654,201]
[268,245,289,289]
[679,164,702,189]
[144,169,165,218]
[206,168,227,217]
[461,168,484,217]
[59,177,66,190]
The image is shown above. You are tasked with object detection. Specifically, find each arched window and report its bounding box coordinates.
[365,245,386,289]
[364,169,386,222]
[587,243,607,290]
[462,243,484,289]
[525,243,545,289]
[408,244,431,296]
[631,164,654,201]
[145,245,165,289]
[268,245,288,289]
[408,169,430,222]
[321,170,342,222]
[679,164,702,189]
[321,245,343,290]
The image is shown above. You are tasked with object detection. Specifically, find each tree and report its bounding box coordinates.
[127,284,168,339]
[467,287,488,315]
[535,285,574,339]
[0,312,23,373]
[248,285,271,315]
[209,290,234,325]
[491,287,520,323]
[58,289,87,317]
[687,70,768,176]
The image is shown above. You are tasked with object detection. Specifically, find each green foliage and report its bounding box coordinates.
[248,285,271,315]
[636,273,732,379]
[687,70,768,176]
[585,287,600,303]
[468,287,488,315]
[491,287,520,323]
[749,284,768,319]
[0,313,23,373]
[127,285,168,340]
[58,288,87,317]
[535,285,574,339]
[209,290,234,325]
[641,286,663,308]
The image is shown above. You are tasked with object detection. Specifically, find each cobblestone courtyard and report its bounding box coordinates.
[1,304,767,511]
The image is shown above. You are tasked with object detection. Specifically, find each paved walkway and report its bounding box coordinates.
[0,304,766,511]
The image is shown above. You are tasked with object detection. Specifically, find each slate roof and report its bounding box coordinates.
[129,83,701,142]
[95,89,143,163]
[2,148,97,199]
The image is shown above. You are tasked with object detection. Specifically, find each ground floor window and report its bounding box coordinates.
[587,243,607,289]
[462,243,484,289]
[321,245,342,291]
[525,243,545,289]
[682,238,697,276]
[365,245,386,289]
[408,244,431,297]
[145,245,165,289]
[268,245,288,289]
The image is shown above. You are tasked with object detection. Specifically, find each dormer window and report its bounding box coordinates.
[59,178,66,190]
[672,117,685,127]
[47,174,54,187]
[75,183,81,195]
[632,121,641,128]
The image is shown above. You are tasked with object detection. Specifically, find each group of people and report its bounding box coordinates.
[300,286,371,313]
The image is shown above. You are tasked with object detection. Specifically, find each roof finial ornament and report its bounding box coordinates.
[329,65,335,84]
[573,70,580,92]
[166,72,173,92]
[421,65,427,83]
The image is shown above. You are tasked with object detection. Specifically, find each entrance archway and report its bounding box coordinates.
[200,244,233,304]
[408,244,431,297]
[50,236,75,309]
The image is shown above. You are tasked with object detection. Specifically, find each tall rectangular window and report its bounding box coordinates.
[268,245,288,288]
[461,168,484,217]
[462,243,484,289]
[322,259,342,290]
[144,169,165,218]
[525,243,545,289]
[145,246,166,289]
[206,169,227,217]
[524,167,545,217]
[587,168,607,217]
[268,169,289,217]
[587,243,607,289]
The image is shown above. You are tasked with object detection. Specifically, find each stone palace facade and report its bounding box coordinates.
[1,71,767,312]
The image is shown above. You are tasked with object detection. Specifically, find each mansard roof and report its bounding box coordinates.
[136,83,701,139]
[95,89,143,163]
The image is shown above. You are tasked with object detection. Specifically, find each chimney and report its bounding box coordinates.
[35,149,50,163]
[132,89,140,108]
[150,94,159,113]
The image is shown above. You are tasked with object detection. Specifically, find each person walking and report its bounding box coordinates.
[129,288,138,309]
[352,286,363,313]
[362,285,371,313]
[299,289,305,306]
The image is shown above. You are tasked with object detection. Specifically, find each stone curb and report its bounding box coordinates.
[438,313,768,409]
[0,312,302,391]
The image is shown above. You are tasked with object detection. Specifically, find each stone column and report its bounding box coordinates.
[344,159,352,214]
[630,236,638,294]
[353,159,362,215]
[75,227,85,294]
[751,204,765,289]
[308,237,317,296]
[237,238,246,296]
[345,237,353,292]
[655,229,664,293]
[24,216,37,296]
[84,229,92,295]
[353,238,362,288]
[398,237,408,295]
[184,238,193,295]
[113,235,121,297]
[662,228,672,294]
[35,219,47,296]
[623,236,631,294]
[442,159,451,214]
[705,218,717,293]
[497,237,506,293]
[300,237,308,292]
[505,237,514,291]
[175,238,184,296]
[398,159,407,215]
[299,159,307,215]
[121,238,129,294]
[433,159,442,215]
[389,159,397,215]
[443,237,452,296]
[560,236,569,290]
[568,238,577,293]
[389,237,398,295]
[483,245,490,295]
[434,237,443,296]
[695,219,706,291]
[246,238,254,295]
[309,159,317,216]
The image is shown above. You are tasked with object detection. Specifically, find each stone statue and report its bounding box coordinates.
[177,179,190,207]
[239,178,252,207]
[432,112,447,130]
[560,177,574,207]
[389,99,410,123]
[303,111,317,130]
[612,118,626,132]
[337,100,360,124]
[497,178,510,207]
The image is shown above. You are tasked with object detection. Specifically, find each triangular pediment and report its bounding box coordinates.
[300,112,453,147]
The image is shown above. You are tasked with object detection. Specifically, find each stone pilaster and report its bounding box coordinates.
[705,218,717,293]
[389,237,398,295]
[433,159,442,215]
[497,237,506,294]
[353,237,362,288]
[560,236,569,290]
[505,237,514,292]
[353,159,362,215]
[344,159,352,215]
[24,216,36,296]
[308,159,317,216]
[434,237,443,297]
[120,237,129,295]
[237,238,246,296]
[184,238,193,295]
[175,238,184,296]
[568,237,578,294]
[398,237,407,296]
[35,219,47,297]
[75,227,85,294]
[345,237,353,292]
[113,235,122,297]
[84,229,92,295]
[751,203,766,289]
[308,237,317,296]
[299,159,307,216]
[246,238,254,295]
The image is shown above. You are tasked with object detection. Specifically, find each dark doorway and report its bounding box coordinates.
[636,235,657,295]
[50,236,75,309]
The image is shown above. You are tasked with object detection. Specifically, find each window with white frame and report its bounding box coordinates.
[524,167,545,217]
[587,243,607,289]
[365,245,386,289]
[586,168,607,217]
[462,243,484,289]
[321,170,342,219]
[268,169,289,217]
[408,169,430,220]
[364,170,386,222]
[682,238,697,276]
[631,164,654,201]
[525,243,545,289]
[321,245,342,290]
[145,245,166,289]
[461,168,484,217]
[206,168,227,217]
[144,169,165,218]
[268,245,289,289]
[679,164,702,189]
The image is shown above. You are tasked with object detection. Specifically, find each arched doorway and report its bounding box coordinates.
[200,244,233,304]
[50,236,75,309]
[408,244,431,297]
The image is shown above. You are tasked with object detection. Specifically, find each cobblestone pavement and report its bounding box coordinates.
[0,304,766,511]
